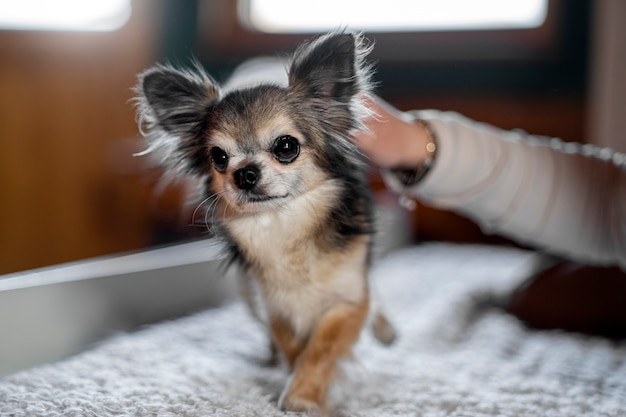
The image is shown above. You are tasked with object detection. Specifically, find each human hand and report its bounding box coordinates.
[354,95,432,169]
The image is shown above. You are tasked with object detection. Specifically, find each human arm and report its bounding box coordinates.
[354,97,626,270]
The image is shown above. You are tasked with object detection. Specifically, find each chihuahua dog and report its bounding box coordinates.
[136,31,394,413]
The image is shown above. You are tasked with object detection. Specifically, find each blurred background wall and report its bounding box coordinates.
[0,1,161,274]
[0,0,623,275]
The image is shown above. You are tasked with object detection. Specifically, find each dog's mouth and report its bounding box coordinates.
[246,193,288,203]
[235,192,291,211]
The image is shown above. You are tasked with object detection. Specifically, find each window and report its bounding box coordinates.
[242,0,548,33]
[0,0,131,31]
[190,0,586,95]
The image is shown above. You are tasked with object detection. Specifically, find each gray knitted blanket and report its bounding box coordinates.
[2,244,625,416]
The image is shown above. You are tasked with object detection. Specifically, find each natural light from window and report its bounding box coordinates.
[0,0,131,31]
[244,0,548,33]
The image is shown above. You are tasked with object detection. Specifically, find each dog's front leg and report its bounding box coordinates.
[270,315,306,370]
[279,297,369,414]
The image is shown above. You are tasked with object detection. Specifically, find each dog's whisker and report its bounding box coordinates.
[191,194,216,226]
[204,192,226,234]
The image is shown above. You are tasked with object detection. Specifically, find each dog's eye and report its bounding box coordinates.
[272,135,300,164]
[209,147,229,172]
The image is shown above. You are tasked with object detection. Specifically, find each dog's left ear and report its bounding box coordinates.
[288,31,371,102]
[135,64,221,176]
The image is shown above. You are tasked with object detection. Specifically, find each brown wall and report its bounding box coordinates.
[0,2,166,274]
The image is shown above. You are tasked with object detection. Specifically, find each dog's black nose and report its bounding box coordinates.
[234,166,260,190]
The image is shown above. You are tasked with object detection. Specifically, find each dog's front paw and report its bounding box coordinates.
[279,394,323,415]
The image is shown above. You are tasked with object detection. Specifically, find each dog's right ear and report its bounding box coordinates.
[136,64,220,175]
[287,31,373,141]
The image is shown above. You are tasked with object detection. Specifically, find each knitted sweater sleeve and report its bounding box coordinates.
[383,110,626,270]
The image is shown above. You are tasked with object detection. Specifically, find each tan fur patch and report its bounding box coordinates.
[279,296,370,413]
[270,315,306,370]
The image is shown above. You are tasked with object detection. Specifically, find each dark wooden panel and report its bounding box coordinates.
[0,2,166,274]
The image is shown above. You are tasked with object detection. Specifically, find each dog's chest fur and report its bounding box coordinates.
[225,182,368,337]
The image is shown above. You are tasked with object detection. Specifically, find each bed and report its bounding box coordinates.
[1,242,624,416]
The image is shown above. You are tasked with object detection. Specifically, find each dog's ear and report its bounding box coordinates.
[136,64,220,175]
[288,31,371,102]
[288,31,373,142]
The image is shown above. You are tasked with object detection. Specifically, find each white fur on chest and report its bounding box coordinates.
[227,184,368,337]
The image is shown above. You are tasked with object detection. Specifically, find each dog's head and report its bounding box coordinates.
[136,32,372,216]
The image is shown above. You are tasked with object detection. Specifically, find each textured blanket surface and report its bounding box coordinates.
[2,244,625,416]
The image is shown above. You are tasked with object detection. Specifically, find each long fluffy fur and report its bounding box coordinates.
[135,31,393,414]
[135,61,220,176]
